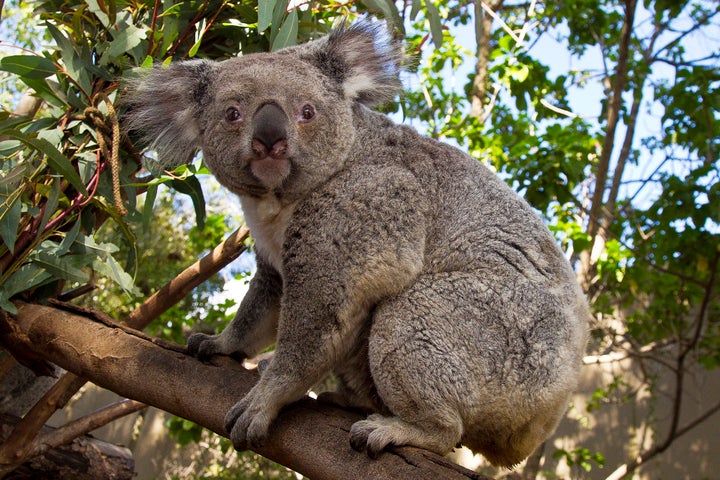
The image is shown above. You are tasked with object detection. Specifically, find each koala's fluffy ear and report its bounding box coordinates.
[122,60,214,168]
[310,22,403,106]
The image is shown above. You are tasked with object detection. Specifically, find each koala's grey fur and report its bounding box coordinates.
[124,22,589,467]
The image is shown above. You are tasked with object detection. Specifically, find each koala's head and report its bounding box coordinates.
[124,22,403,198]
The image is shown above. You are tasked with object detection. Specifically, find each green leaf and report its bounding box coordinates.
[92,254,138,296]
[0,130,88,195]
[269,0,287,41]
[45,22,97,95]
[258,0,275,33]
[0,298,17,314]
[33,251,90,284]
[19,78,66,108]
[89,196,138,277]
[170,176,206,229]
[102,22,147,64]
[0,55,57,79]
[142,183,158,231]
[38,176,62,233]
[70,233,138,296]
[58,220,82,256]
[72,233,117,256]
[188,36,203,58]
[0,195,21,253]
[85,0,110,27]
[498,34,514,52]
[0,140,22,157]
[410,0,422,20]
[424,0,443,48]
[0,263,53,302]
[272,8,298,51]
[509,64,530,83]
[0,112,33,131]
[363,0,402,27]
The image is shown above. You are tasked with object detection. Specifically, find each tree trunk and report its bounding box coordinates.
[578,0,638,290]
[470,0,501,122]
[0,303,490,480]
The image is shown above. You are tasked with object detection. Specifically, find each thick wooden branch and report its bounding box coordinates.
[1,303,489,480]
[0,226,251,475]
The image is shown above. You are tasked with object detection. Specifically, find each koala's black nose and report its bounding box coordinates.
[252,103,288,152]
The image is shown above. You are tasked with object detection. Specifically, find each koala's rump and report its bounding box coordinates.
[367,270,583,466]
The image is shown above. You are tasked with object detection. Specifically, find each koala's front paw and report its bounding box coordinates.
[186,332,221,362]
[187,332,246,362]
[224,390,274,451]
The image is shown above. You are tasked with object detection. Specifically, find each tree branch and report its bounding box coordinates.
[36,399,147,456]
[0,226,250,475]
[1,303,488,480]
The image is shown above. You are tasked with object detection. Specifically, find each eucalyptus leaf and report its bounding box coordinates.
[272,9,298,51]
[170,176,206,229]
[92,254,139,296]
[269,0,288,44]
[0,263,53,301]
[33,251,90,284]
[58,219,82,255]
[102,22,147,64]
[424,0,443,48]
[0,55,57,79]
[38,176,62,234]
[143,183,158,232]
[410,0,422,20]
[0,195,21,253]
[258,0,275,33]
[85,0,110,27]
[0,130,87,195]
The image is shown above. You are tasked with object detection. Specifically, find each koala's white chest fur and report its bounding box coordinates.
[240,195,298,273]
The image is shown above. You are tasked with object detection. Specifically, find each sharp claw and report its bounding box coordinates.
[232,438,248,451]
[366,444,383,459]
[349,435,365,452]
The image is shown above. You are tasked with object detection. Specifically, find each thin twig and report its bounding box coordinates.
[35,399,147,456]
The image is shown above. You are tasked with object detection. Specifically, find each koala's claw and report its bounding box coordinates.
[349,414,392,458]
[224,394,273,451]
[186,333,217,361]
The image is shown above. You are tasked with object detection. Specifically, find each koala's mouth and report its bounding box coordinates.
[249,155,292,189]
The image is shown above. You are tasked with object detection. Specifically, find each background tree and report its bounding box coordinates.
[0,0,718,479]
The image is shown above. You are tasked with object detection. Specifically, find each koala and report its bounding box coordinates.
[124,22,589,468]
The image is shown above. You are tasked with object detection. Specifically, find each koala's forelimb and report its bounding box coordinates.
[187,255,282,362]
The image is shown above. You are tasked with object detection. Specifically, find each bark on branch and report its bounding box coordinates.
[1,303,489,480]
[0,225,250,475]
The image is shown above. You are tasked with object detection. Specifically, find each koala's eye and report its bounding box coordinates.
[224,107,243,123]
[299,104,316,122]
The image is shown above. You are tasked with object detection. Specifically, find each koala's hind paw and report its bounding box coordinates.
[349,414,398,459]
[350,414,460,458]
[224,392,273,451]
